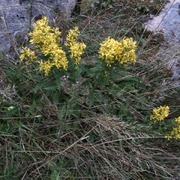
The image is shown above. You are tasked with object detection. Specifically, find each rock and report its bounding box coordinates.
[0,0,77,52]
[144,0,180,89]
[156,43,180,90]
[145,0,180,43]
[59,0,77,18]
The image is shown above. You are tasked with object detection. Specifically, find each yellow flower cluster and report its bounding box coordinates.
[65,27,86,65]
[20,47,36,63]
[175,116,180,124]
[150,106,170,123]
[29,16,61,46]
[99,37,136,66]
[166,116,180,139]
[39,61,53,76]
[20,17,68,75]
[150,106,180,139]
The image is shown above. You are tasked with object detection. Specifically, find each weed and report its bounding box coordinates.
[0,0,179,179]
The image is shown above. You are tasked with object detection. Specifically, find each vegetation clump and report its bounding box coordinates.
[0,0,179,179]
[166,116,180,139]
[150,105,170,122]
[20,17,85,75]
[99,37,136,66]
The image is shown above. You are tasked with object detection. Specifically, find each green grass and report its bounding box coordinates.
[0,0,179,179]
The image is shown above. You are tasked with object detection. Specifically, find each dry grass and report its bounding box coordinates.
[1,114,179,179]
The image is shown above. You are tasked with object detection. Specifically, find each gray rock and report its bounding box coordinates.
[145,0,180,89]
[0,0,77,52]
[145,0,180,43]
[58,0,77,18]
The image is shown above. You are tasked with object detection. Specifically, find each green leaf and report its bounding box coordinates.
[44,85,57,91]
[33,81,47,93]
[48,162,59,180]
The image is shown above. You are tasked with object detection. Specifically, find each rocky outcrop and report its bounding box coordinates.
[0,0,77,52]
[145,0,180,43]
[145,0,180,89]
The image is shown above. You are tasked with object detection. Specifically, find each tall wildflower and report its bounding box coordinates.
[99,37,136,66]
[65,27,86,65]
[20,16,68,75]
[150,106,170,123]
[29,16,60,46]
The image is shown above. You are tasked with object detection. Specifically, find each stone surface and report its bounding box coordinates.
[157,44,180,89]
[59,0,77,18]
[145,0,180,89]
[145,0,180,43]
[0,0,77,52]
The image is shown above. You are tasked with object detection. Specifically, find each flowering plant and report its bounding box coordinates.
[165,116,180,139]
[20,17,86,76]
[150,105,170,123]
[150,106,180,139]
[18,16,144,121]
[99,37,136,66]
[19,16,138,93]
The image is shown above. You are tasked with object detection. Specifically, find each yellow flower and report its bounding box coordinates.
[119,38,136,64]
[99,37,121,66]
[52,48,68,70]
[20,47,36,62]
[39,60,53,76]
[99,37,136,66]
[165,116,180,139]
[29,17,60,45]
[175,116,180,124]
[66,26,79,45]
[166,123,180,139]
[150,105,170,123]
[65,27,86,64]
[171,125,180,139]
[69,42,86,64]
[27,16,68,74]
